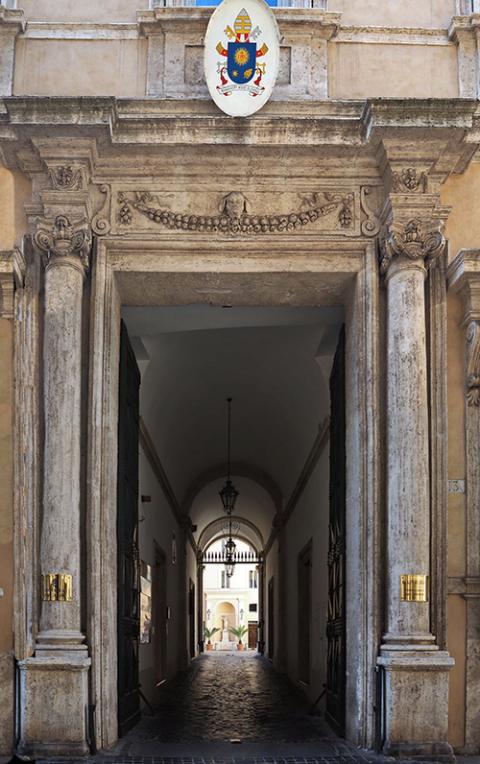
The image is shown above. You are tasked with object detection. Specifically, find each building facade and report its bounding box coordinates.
[1,0,480,760]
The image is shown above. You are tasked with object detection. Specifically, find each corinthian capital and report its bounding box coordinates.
[380,218,446,275]
[34,215,91,273]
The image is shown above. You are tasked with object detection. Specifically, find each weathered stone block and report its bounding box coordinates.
[378,650,455,762]
[0,652,14,756]
[17,656,91,757]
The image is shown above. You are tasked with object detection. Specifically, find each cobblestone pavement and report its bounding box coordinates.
[34,652,480,764]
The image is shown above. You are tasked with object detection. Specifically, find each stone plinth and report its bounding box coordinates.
[17,656,91,758]
[378,650,454,761]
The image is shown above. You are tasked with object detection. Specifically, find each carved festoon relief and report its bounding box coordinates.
[116,189,354,235]
[34,215,91,271]
[466,321,480,406]
[380,218,445,274]
[49,166,83,191]
[391,168,427,194]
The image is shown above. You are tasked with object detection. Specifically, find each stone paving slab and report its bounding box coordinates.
[27,653,480,764]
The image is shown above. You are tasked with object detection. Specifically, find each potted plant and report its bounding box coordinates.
[229,625,249,651]
[204,626,220,650]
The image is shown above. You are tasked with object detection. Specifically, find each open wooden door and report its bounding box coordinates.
[117,320,141,736]
[326,325,346,735]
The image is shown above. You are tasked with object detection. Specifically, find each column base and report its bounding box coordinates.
[378,648,455,762]
[17,655,91,758]
[382,740,455,762]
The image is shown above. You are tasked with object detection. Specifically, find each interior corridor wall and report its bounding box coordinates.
[137,450,185,707]
[187,541,198,659]
[282,448,329,706]
[264,538,279,663]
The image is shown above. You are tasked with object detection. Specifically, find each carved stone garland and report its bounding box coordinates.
[117,190,354,235]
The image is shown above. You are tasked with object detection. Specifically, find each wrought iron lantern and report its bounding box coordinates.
[219,397,239,578]
[219,479,239,515]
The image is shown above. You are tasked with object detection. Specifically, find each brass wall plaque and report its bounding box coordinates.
[42,573,73,602]
[400,574,429,602]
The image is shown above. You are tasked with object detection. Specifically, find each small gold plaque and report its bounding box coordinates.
[400,574,429,602]
[42,573,73,602]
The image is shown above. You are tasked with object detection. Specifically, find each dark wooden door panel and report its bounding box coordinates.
[298,542,312,685]
[248,622,258,649]
[326,325,346,736]
[117,320,141,737]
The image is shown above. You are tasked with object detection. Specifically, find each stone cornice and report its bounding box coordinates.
[0,6,25,34]
[447,250,480,343]
[449,13,480,41]
[0,248,25,318]
[448,249,480,323]
[0,97,479,157]
[138,7,341,38]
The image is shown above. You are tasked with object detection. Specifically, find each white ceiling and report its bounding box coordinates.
[124,304,342,542]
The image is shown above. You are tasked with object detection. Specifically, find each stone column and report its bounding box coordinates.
[257,559,265,654]
[17,216,91,758]
[378,215,454,762]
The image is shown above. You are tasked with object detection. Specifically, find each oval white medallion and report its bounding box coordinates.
[204,0,280,117]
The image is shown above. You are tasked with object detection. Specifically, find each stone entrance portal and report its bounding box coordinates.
[3,99,464,760]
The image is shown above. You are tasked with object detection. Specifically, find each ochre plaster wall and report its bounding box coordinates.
[19,0,456,27]
[0,165,29,754]
[0,319,14,754]
[329,0,455,29]
[328,42,458,99]
[446,292,467,749]
[19,0,146,23]
[14,39,147,97]
[442,163,480,264]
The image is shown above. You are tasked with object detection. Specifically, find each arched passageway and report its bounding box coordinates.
[115,303,349,754]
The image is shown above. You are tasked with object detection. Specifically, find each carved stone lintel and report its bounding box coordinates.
[380,218,446,275]
[466,320,480,406]
[391,168,427,194]
[117,189,355,236]
[49,166,83,191]
[0,248,26,319]
[34,216,91,273]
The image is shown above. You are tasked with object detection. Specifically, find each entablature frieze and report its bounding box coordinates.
[1,98,479,274]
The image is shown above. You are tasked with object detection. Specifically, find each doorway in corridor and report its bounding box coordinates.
[115,304,347,745]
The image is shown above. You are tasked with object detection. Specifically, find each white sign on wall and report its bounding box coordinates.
[204,0,281,117]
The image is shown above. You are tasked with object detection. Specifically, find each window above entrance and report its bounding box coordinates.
[149,0,326,7]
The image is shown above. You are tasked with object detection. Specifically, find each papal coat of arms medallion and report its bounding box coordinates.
[204,0,280,117]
